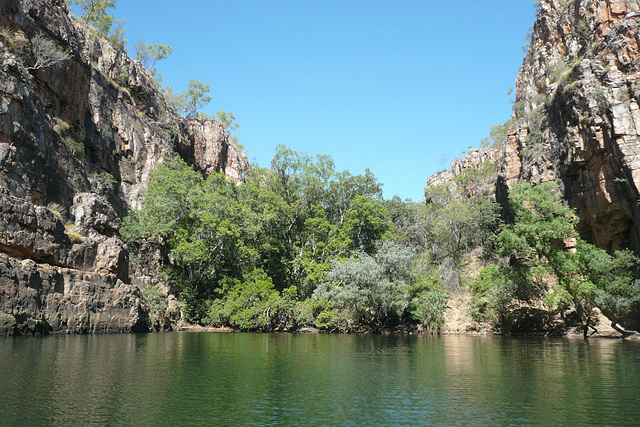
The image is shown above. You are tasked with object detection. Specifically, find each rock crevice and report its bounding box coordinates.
[498,0,640,253]
[0,0,249,335]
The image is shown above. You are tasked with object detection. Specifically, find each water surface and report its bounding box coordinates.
[1,333,639,425]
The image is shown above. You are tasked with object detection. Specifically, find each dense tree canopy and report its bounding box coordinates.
[70,0,640,335]
[123,146,470,330]
[123,146,640,335]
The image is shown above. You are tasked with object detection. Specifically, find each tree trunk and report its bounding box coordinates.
[611,321,634,338]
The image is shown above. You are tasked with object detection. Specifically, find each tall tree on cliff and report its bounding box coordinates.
[71,0,125,44]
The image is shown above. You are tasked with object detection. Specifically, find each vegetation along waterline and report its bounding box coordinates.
[121,156,640,337]
[2,0,640,338]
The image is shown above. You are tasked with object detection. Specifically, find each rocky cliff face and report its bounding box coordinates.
[427,0,640,255]
[421,0,640,335]
[427,147,501,193]
[499,0,640,253]
[0,0,249,335]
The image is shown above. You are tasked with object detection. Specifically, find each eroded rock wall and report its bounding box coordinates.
[427,147,501,191]
[0,0,249,334]
[499,0,640,252]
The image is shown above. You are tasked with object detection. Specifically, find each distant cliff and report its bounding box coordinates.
[0,0,249,335]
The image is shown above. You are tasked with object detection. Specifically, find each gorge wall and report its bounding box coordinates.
[0,0,249,335]
[500,0,640,253]
[422,0,640,335]
[430,0,640,257]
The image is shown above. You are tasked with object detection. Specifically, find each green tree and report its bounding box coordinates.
[480,121,510,148]
[215,110,240,130]
[262,145,390,297]
[342,195,393,254]
[383,196,416,235]
[496,182,640,336]
[207,274,298,331]
[326,169,382,225]
[181,80,212,118]
[134,41,172,88]
[409,291,449,332]
[496,182,587,331]
[121,157,256,312]
[72,0,125,43]
[134,41,172,70]
[161,84,183,111]
[122,146,403,328]
[584,247,640,335]
[313,244,413,331]
[423,183,500,265]
[162,80,212,119]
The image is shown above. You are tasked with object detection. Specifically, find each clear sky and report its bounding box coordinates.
[109,0,537,201]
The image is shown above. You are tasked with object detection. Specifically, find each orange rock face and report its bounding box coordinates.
[499,0,640,252]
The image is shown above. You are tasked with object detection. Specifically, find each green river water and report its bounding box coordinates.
[1,333,639,426]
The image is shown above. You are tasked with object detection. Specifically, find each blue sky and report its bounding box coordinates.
[108,1,537,201]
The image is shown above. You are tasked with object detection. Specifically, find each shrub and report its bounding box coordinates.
[47,203,66,220]
[206,276,297,331]
[470,265,507,322]
[64,223,84,243]
[28,33,71,70]
[53,117,71,134]
[293,298,343,331]
[313,250,409,331]
[64,136,84,154]
[0,29,28,55]
[312,300,343,330]
[65,231,84,243]
[117,67,129,85]
[89,171,117,194]
[410,290,449,332]
[141,284,168,316]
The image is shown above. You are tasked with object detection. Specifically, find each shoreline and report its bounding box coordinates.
[175,324,640,340]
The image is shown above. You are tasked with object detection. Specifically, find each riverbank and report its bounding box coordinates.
[176,285,640,339]
[175,319,640,340]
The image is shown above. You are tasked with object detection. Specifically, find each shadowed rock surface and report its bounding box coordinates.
[499,0,640,253]
[0,0,249,335]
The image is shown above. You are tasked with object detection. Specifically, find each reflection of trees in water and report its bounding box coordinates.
[2,334,639,425]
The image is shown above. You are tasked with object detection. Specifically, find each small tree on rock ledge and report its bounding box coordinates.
[28,34,71,70]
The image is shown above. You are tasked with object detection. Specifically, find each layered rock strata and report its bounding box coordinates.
[499,0,640,253]
[0,0,249,334]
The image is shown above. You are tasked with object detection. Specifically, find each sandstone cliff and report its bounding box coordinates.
[500,0,640,253]
[0,0,249,335]
[423,0,640,336]
[429,0,640,254]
